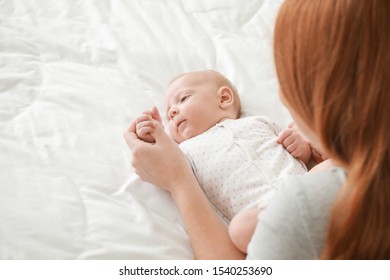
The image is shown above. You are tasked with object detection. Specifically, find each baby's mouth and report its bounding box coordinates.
[176,119,186,130]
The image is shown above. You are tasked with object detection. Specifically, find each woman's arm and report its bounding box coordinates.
[124,119,245,259]
[172,176,245,259]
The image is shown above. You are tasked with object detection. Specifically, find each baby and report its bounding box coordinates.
[134,70,310,253]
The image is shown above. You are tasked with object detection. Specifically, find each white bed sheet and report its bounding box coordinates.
[0,0,288,259]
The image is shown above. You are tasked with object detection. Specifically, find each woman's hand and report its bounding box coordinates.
[123,109,245,259]
[123,112,194,194]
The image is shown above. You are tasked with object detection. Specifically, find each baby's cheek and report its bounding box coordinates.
[167,124,179,143]
[167,123,174,134]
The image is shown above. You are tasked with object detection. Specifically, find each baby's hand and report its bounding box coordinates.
[135,114,157,143]
[135,106,163,143]
[277,121,312,164]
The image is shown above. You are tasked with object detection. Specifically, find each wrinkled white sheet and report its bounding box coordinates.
[0,0,288,259]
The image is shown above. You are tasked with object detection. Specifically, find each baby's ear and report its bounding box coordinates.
[217,86,234,109]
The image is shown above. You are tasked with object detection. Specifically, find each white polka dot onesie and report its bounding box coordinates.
[179,116,307,222]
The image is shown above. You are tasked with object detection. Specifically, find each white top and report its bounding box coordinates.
[179,116,307,222]
[247,167,346,259]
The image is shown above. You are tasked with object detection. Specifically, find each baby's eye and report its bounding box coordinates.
[179,95,189,103]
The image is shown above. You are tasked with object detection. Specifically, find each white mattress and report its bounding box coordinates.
[0,0,289,259]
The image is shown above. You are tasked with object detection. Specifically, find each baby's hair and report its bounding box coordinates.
[168,70,241,118]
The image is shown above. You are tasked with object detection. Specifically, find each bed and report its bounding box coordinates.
[0,0,290,259]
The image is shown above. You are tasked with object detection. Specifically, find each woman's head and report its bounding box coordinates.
[274,0,390,259]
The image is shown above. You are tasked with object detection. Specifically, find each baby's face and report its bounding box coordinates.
[165,72,224,143]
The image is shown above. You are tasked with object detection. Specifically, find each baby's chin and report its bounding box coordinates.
[170,132,185,144]
[173,133,192,144]
[170,129,191,144]
[174,136,188,144]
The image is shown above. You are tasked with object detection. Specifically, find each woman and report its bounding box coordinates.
[124,0,390,259]
[264,0,389,259]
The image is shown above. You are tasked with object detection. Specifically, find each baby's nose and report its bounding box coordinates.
[168,107,179,120]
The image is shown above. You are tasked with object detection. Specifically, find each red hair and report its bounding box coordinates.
[274,0,390,259]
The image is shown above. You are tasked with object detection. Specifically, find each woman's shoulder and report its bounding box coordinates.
[285,167,345,201]
[280,167,345,228]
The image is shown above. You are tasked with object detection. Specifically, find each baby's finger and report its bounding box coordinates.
[286,141,299,154]
[142,110,153,116]
[136,114,154,124]
[151,106,163,124]
[279,137,291,148]
[136,120,156,131]
[287,121,296,129]
[137,126,155,139]
[277,129,292,144]
[138,126,155,135]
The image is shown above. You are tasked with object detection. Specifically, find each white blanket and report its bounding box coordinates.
[0,0,288,259]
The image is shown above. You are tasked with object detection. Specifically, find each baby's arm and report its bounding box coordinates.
[277,121,312,164]
[135,106,163,143]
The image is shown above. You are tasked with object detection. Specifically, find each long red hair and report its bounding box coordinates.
[274,0,390,259]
